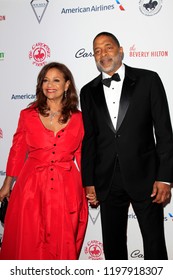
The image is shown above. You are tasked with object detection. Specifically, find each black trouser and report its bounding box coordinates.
[100,163,168,260]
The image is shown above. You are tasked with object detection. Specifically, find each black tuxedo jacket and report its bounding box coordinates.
[80,64,173,201]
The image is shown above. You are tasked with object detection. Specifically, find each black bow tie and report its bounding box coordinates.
[102,73,121,87]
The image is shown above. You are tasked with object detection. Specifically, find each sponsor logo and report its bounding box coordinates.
[129,44,168,58]
[128,212,137,219]
[61,5,114,14]
[29,42,51,66]
[164,208,173,221]
[168,213,173,221]
[61,1,125,15]
[0,15,6,21]
[115,0,125,10]
[130,249,144,259]
[139,0,162,16]
[129,212,168,222]
[0,52,5,60]
[0,128,3,139]
[89,205,100,225]
[30,0,49,23]
[11,94,36,100]
[84,240,104,260]
[75,48,93,59]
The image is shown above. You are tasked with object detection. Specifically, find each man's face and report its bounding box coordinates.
[93,35,123,76]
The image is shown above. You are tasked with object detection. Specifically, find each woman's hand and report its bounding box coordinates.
[85,186,99,207]
[0,176,13,202]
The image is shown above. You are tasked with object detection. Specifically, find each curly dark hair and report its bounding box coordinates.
[29,62,78,123]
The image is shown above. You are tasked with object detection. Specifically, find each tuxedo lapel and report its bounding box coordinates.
[93,75,116,133]
[116,66,136,131]
[92,66,136,133]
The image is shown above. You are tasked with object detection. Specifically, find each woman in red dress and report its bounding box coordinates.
[0,62,88,259]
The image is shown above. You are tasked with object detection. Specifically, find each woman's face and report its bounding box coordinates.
[42,68,70,101]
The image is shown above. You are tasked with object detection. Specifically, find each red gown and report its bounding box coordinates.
[0,108,88,260]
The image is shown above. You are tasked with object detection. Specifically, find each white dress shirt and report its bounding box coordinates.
[102,64,125,129]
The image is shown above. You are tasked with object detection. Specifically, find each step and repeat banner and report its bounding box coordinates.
[0,0,173,260]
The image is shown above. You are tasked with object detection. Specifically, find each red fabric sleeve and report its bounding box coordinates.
[6,111,28,177]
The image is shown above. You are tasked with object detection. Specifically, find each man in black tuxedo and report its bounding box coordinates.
[80,32,173,260]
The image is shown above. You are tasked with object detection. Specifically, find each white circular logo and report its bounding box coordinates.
[139,0,162,16]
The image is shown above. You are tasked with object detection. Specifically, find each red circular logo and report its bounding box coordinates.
[29,42,51,66]
[84,240,104,260]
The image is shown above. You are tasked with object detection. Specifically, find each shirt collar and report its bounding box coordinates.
[102,64,125,81]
